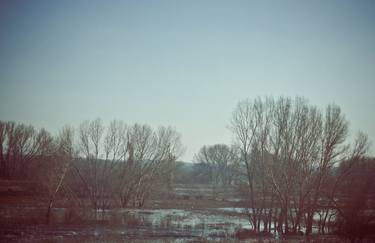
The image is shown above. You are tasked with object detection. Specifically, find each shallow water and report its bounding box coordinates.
[0,206,254,242]
[1,206,331,242]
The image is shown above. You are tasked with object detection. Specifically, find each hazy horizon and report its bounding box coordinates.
[1,0,375,161]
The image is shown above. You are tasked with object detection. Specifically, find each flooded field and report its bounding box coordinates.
[0,206,258,242]
[0,183,344,242]
[0,205,343,242]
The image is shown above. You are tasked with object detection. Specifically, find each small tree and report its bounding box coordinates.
[194,144,239,185]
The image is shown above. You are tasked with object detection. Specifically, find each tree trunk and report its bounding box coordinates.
[46,198,53,224]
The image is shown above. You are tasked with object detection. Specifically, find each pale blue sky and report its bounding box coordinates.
[1,0,375,161]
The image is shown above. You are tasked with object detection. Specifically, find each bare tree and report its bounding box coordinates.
[350,131,371,160]
[304,104,349,235]
[229,97,364,236]
[0,121,57,179]
[155,126,184,197]
[73,120,183,210]
[117,124,183,207]
[194,144,239,185]
[318,131,372,236]
[100,120,128,210]
[76,119,105,213]
[230,98,264,231]
[44,126,75,224]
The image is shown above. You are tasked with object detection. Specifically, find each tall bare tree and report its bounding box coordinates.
[230,98,267,230]
[44,126,75,224]
[230,97,366,235]
[304,104,349,234]
[76,119,105,212]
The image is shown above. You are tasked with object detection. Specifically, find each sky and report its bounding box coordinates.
[1,0,375,161]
